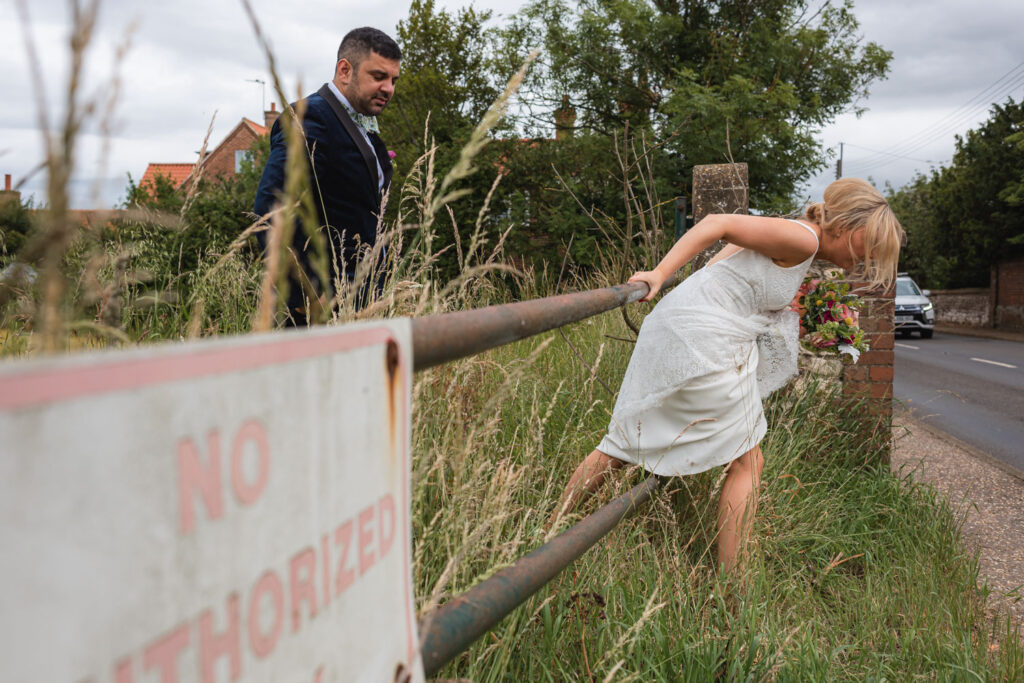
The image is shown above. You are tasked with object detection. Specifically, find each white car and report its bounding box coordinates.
[895,274,935,339]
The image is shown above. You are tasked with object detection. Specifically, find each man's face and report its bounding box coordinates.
[334,51,401,117]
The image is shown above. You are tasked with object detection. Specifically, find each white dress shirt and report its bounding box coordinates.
[328,81,385,192]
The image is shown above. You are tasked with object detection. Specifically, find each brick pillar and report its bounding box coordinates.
[691,163,748,220]
[691,163,748,268]
[840,281,895,460]
[553,95,576,141]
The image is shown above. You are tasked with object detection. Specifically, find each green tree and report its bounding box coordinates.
[888,98,1024,289]
[379,0,515,278]
[114,135,269,288]
[384,0,503,151]
[0,195,37,265]
[996,129,1024,227]
[500,0,892,210]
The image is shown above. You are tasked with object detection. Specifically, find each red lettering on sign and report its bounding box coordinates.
[358,507,376,575]
[114,657,134,683]
[177,420,270,535]
[199,593,241,683]
[334,520,356,597]
[103,495,403,680]
[177,432,224,534]
[289,548,318,633]
[143,622,189,683]
[320,534,331,609]
[247,570,284,659]
[230,420,270,505]
[378,494,396,560]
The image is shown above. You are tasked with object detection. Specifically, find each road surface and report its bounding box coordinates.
[894,332,1024,474]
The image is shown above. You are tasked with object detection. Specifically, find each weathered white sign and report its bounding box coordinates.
[0,322,422,682]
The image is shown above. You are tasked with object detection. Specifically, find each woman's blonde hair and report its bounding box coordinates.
[806,177,905,290]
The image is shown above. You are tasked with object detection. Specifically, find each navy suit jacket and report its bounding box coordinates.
[253,84,393,282]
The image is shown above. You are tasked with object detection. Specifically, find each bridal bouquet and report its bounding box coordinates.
[795,277,869,363]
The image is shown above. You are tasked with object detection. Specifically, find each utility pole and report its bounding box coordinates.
[835,141,844,179]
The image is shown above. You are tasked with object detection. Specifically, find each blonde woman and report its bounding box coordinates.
[552,178,905,573]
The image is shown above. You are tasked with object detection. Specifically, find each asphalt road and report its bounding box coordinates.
[894,332,1024,474]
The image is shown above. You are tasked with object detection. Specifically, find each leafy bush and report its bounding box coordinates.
[0,195,37,265]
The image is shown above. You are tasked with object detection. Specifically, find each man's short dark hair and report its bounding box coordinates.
[337,27,401,71]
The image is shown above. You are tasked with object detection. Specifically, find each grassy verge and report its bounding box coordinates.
[412,304,1024,680]
[4,6,1020,677]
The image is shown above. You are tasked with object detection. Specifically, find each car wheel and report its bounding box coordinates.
[920,329,933,339]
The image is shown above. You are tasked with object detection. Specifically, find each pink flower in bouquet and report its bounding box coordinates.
[797,276,869,362]
[388,150,397,159]
[839,304,857,327]
[797,278,820,297]
[806,332,838,349]
[790,278,820,316]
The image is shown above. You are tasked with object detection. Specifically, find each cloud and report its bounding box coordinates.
[3,0,1022,207]
[802,0,1024,200]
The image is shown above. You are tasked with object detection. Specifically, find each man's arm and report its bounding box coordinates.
[253,118,289,219]
[253,103,334,219]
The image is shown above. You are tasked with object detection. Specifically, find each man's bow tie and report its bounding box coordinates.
[345,107,380,135]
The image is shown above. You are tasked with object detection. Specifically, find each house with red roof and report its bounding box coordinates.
[138,162,196,191]
[138,105,280,197]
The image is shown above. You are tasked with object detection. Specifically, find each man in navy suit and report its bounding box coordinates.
[254,27,401,325]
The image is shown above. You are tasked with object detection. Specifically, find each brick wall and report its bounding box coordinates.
[923,255,1024,333]
[928,288,991,327]
[202,125,262,179]
[994,255,1024,331]
[841,282,894,408]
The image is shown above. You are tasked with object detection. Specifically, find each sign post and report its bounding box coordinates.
[0,322,422,682]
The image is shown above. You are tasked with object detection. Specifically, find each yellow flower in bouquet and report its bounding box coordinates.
[795,277,869,363]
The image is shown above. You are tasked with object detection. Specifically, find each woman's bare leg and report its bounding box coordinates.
[716,445,764,573]
[549,449,624,527]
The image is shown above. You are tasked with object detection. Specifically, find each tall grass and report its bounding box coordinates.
[3,3,1021,680]
[413,312,1023,679]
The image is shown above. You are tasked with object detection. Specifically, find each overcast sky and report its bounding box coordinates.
[2,0,1022,209]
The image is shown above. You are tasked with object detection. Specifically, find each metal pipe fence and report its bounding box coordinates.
[411,280,667,675]
[411,281,649,372]
[418,476,663,677]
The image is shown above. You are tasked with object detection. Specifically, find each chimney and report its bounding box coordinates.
[264,102,280,131]
[1,172,19,205]
[554,95,577,141]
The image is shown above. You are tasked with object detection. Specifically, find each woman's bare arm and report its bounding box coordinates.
[629,215,818,301]
[705,243,743,267]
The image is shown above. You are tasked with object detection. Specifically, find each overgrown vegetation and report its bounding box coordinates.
[2,1,1021,679]
[414,313,1024,679]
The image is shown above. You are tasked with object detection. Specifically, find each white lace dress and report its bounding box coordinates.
[597,220,819,476]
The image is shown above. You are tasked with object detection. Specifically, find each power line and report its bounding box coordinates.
[842,142,933,164]
[844,78,1024,176]
[845,86,1024,175]
[848,62,1024,171]
[860,62,1024,163]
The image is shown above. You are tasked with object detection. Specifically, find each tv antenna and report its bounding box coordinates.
[246,78,266,112]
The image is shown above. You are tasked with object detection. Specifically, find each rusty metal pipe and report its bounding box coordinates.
[411,281,650,372]
[418,475,664,676]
